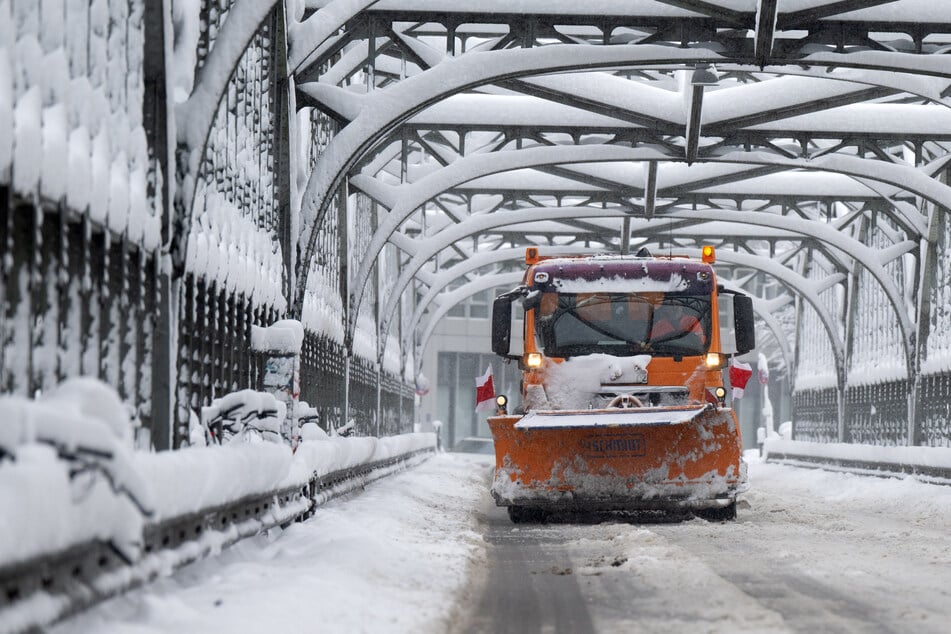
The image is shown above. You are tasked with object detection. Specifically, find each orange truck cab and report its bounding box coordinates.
[488,247,756,522]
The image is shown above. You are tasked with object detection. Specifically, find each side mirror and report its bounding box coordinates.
[718,291,756,355]
[492,287,526,360]
[492,295,514,357]
[733,294,756,354]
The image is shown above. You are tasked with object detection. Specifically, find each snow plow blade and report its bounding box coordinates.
[488,404,745,512]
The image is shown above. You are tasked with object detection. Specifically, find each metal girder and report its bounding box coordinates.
[288,0,386,76]
[653,0,746,25]
[776,1,902,29]
[415,271,523,374]
[372,95,951,143]
[644,161,658,219]
[684,83,705,165]
[707,249,846,386]
[754,0,778,68]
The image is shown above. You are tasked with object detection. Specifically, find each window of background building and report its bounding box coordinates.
[447,288,491,319]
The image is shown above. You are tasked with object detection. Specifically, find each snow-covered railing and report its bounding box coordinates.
[763,438,951,485]
[0,380,436,633]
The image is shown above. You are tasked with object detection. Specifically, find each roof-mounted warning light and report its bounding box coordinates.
[701,245,716,263]
[526,247,540,265]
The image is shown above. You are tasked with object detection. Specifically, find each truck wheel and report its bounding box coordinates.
[695,502,737,522]
[508,506,547,523]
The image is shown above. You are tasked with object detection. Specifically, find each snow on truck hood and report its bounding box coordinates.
[514,405,711,429]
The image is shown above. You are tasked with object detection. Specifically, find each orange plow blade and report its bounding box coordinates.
[488,405,746,512]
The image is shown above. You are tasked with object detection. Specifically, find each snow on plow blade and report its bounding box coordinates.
[488,404,745,511]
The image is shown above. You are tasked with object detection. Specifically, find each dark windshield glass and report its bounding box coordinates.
[536,292,711,358]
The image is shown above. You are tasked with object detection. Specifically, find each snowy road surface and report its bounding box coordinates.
[54,453,951,633]
[457,457,951,634]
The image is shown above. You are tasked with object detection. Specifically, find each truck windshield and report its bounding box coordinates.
[536,292,711,358]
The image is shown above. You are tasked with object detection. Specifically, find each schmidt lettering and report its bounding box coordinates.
[578,433,646,457]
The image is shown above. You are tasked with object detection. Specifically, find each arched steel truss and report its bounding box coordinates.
[166,0,951,442]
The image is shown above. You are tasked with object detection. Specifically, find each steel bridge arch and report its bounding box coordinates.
[374,206,909,381]
[348,148,923,369]
[379,204,900,347]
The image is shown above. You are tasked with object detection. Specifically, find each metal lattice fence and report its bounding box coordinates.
[791,388,838,443]
[0,0,416,449]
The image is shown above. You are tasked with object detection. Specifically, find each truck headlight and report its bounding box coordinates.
[705,353,726,369]
[525,353,543,368]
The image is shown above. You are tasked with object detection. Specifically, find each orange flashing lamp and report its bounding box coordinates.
[701,245,716,263]
[526,247,540,265]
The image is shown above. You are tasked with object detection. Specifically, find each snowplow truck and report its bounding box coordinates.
[488,246,756,522]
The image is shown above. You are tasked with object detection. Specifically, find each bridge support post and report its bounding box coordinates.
[252,321,304,446]
[144,0,173,450]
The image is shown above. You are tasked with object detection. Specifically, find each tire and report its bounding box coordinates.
[695,501,737,522]
[508,506,547,524]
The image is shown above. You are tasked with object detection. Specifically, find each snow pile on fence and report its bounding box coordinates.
[0,379,436,572]
[0,378,154,568]
[185,190,287,311]
[251,320,305,354]
[288,423,434,485]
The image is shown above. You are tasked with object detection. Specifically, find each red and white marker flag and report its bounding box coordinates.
[475,366,496,412]
[729,359,753,399]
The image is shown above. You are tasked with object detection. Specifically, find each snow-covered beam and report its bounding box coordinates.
[446,165,894,206]
[722,286,795,375]
[385,94,951,141]
[684,83,704,165]
[508,73,683,132]
[377,35,917,137]
[644,161,658,219]
[703,77,897,131]
[288,0,385,75]
[710,249,846,382]
[670,209,916,374]
[416,272,523,375]
[776,0,900,29]
[654,0,746,25]
[177,1,279,150]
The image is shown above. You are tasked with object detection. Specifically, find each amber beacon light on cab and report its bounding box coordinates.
[488,246,756,522]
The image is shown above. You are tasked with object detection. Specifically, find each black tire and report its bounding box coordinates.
[508,506,547,524]
[695,501,737,522]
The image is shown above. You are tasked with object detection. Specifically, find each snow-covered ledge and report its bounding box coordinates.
[763,438,951,484]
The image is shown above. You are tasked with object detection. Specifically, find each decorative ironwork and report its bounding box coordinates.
[792,388,838,443]
[846,382,908,446]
